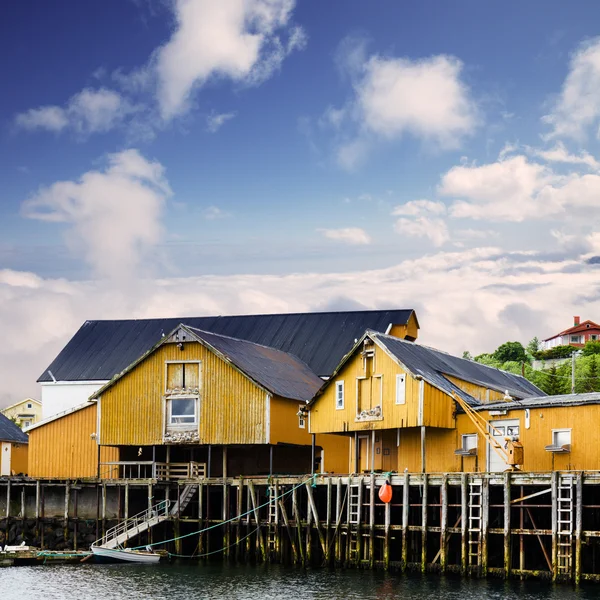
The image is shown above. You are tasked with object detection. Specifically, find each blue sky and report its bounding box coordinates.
[3,0,600,404]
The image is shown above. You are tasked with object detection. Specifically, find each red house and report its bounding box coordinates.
[541,316,600,350]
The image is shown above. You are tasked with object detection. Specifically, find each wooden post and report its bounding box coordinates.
[402,471,409,572]
[384,485,391,571]
[223,479,230,561]
[101,483,107,539]
[461,473,467,574]
[20,486,25,520]
[147,483,153,546]
[440,474,448,573]
[293,484,305,567]
[575,472,583,585]
[199,483,205,558]
[311,434,316,475]
[504,472,511,579]
[5,479,10,518]
[279,498,298,564]
[207,445,212,479]
[64,481,70,548]
[124,482,129,520]
[245,484,252,559]
[421,474,428,573]
[306,482,326,559]
[174,484,182,556]
[269,446,273,477]
[551,471,558,582]
[73,488,78,551]
[248,481,266,562]
[335,477,342,564]
[369,472,375,569]
[236,479,243,562]
[306,483,313,565]
[481,477,489,577]
[519,485,524,574]
[326,477,332,563]
[35,480,40,546]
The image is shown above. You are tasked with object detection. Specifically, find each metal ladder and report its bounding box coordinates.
[347,482,362,560]
[468,478,483,568]
[556,474,574,575]
[267,485,278,553]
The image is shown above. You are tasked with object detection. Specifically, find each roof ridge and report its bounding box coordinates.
[83,309,413,324]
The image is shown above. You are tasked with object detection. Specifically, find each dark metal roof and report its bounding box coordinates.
[186,327,323,402]
[478,392,600,411]
[0,413,28,443]
[373,332,545,402]
[38,309,416,382]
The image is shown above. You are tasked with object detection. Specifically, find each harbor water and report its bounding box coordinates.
[1,563,599,600]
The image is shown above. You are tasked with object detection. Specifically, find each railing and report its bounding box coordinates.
[99,461,207,481]
[92,499,171,548]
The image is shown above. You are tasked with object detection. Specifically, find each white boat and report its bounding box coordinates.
[91,546,161,564]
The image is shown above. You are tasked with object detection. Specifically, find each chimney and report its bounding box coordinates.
[574,316,580,326]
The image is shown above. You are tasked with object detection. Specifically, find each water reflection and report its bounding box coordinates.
[1,563,598,600]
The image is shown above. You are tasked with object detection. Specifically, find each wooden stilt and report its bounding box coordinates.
[461,473,467,575]
[440,474,447,573]
[384,486,391,570]
[369,473,375,569]
[481,477,489,577]
[402,471,409,572]
[551,471,558,582]
[305,482,326,558]
[335,477,342,565]
[504,472,511,579]
[325,477,332,563]
[575,472,583,585]
[248,481,266,562]
[421,474,428,573]
[236,479,243,562]
[292,484,305,567]
[279,497,298,564]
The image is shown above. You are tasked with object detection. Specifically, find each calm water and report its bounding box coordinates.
[1,563,598,600]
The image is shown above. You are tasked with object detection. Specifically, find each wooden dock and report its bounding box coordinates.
[3,471,600,582]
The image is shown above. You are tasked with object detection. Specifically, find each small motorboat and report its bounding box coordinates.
[91,545,161,564]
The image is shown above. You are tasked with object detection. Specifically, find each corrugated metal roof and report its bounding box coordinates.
[38,309,416,382]
[186,327,323,402]
[373,332,545,401]
[478,392,600,411]
[0,413,28,443]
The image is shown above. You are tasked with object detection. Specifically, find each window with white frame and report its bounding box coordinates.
[462,434,478,453]
[571,335,582,344]
[552,429,571,449]
[335,381,344,410]
[395,373,406,404]
[168,397,197,425]
[298,405,306,428]
[26,403,32,409]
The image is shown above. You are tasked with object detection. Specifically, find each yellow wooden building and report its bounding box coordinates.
[0,412,28,476]
[29,324,350,479]
[308,330,553,473]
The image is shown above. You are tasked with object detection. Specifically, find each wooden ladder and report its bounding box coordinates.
[347,482,362,561]
[267,485,278,553]
[468,478,483,568]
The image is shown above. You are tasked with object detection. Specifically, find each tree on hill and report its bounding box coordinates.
[493,341,527,364]
[543,365,567,396]
[527,337,540,354]
[583,341,600,356]
[462,351,473,360]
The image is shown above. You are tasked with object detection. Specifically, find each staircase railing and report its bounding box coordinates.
[92,499,171,548]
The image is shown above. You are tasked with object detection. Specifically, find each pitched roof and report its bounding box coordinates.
[544,319,600,341]
[38,309,417,382]
[0,413,28,443]
[373,332,545,401]
[1,397,41,413]
[477,392,600,411]
[91,324,325,403]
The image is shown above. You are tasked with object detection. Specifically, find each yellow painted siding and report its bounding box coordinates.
[28,403,118,478]
[456,404,600,472]
[99,341,267,446]
[269,395,350,473]
[310,343,455,434]
[10,443,28,475]
[445,375,506,403]
[388,312,419,341]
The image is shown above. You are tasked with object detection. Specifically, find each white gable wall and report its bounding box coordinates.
[40,381,108,418]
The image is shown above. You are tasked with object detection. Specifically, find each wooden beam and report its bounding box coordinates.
[305,482,326,557]
[247,481,266,562]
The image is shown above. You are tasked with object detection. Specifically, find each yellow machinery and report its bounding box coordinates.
[452,392,523,470]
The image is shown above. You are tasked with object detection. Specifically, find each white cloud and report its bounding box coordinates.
[203,206,231,220]
[15,88,134,135]
[153,0,305,120]
[206,111,237,133]
[394,217,449,247]
[527,141,600,171]
[4,245,600,407]
[543,37,600,141]
[326,41,479,168]
[318,227,371,245]
[21,150,171,280]
[392,199,446,217]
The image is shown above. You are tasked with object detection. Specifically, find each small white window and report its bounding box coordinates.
[553,429,571,448]
[335,381,344,410]
[571,335,581,344]
[168,397,197,425]
[395,374,406,405]
[298,405,306,429]
[462,434,478,452]
[23,421,31,428]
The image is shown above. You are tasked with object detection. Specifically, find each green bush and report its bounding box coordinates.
[533,345,578,360]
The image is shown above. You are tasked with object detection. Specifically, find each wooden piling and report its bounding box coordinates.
[440,474,447,573]
[461,473,467,574]
[575,472,583,585]
[503,472,511,579]
[421,474,428,573]
[369,473,375,569]
[402,471,409,572]
[481,477,489,577]
[551,471,558,582]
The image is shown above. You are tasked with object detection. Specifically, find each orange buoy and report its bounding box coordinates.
[378,480,392,504]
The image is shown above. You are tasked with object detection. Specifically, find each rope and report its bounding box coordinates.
[130,476,314,550]
[166,526,261,559]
